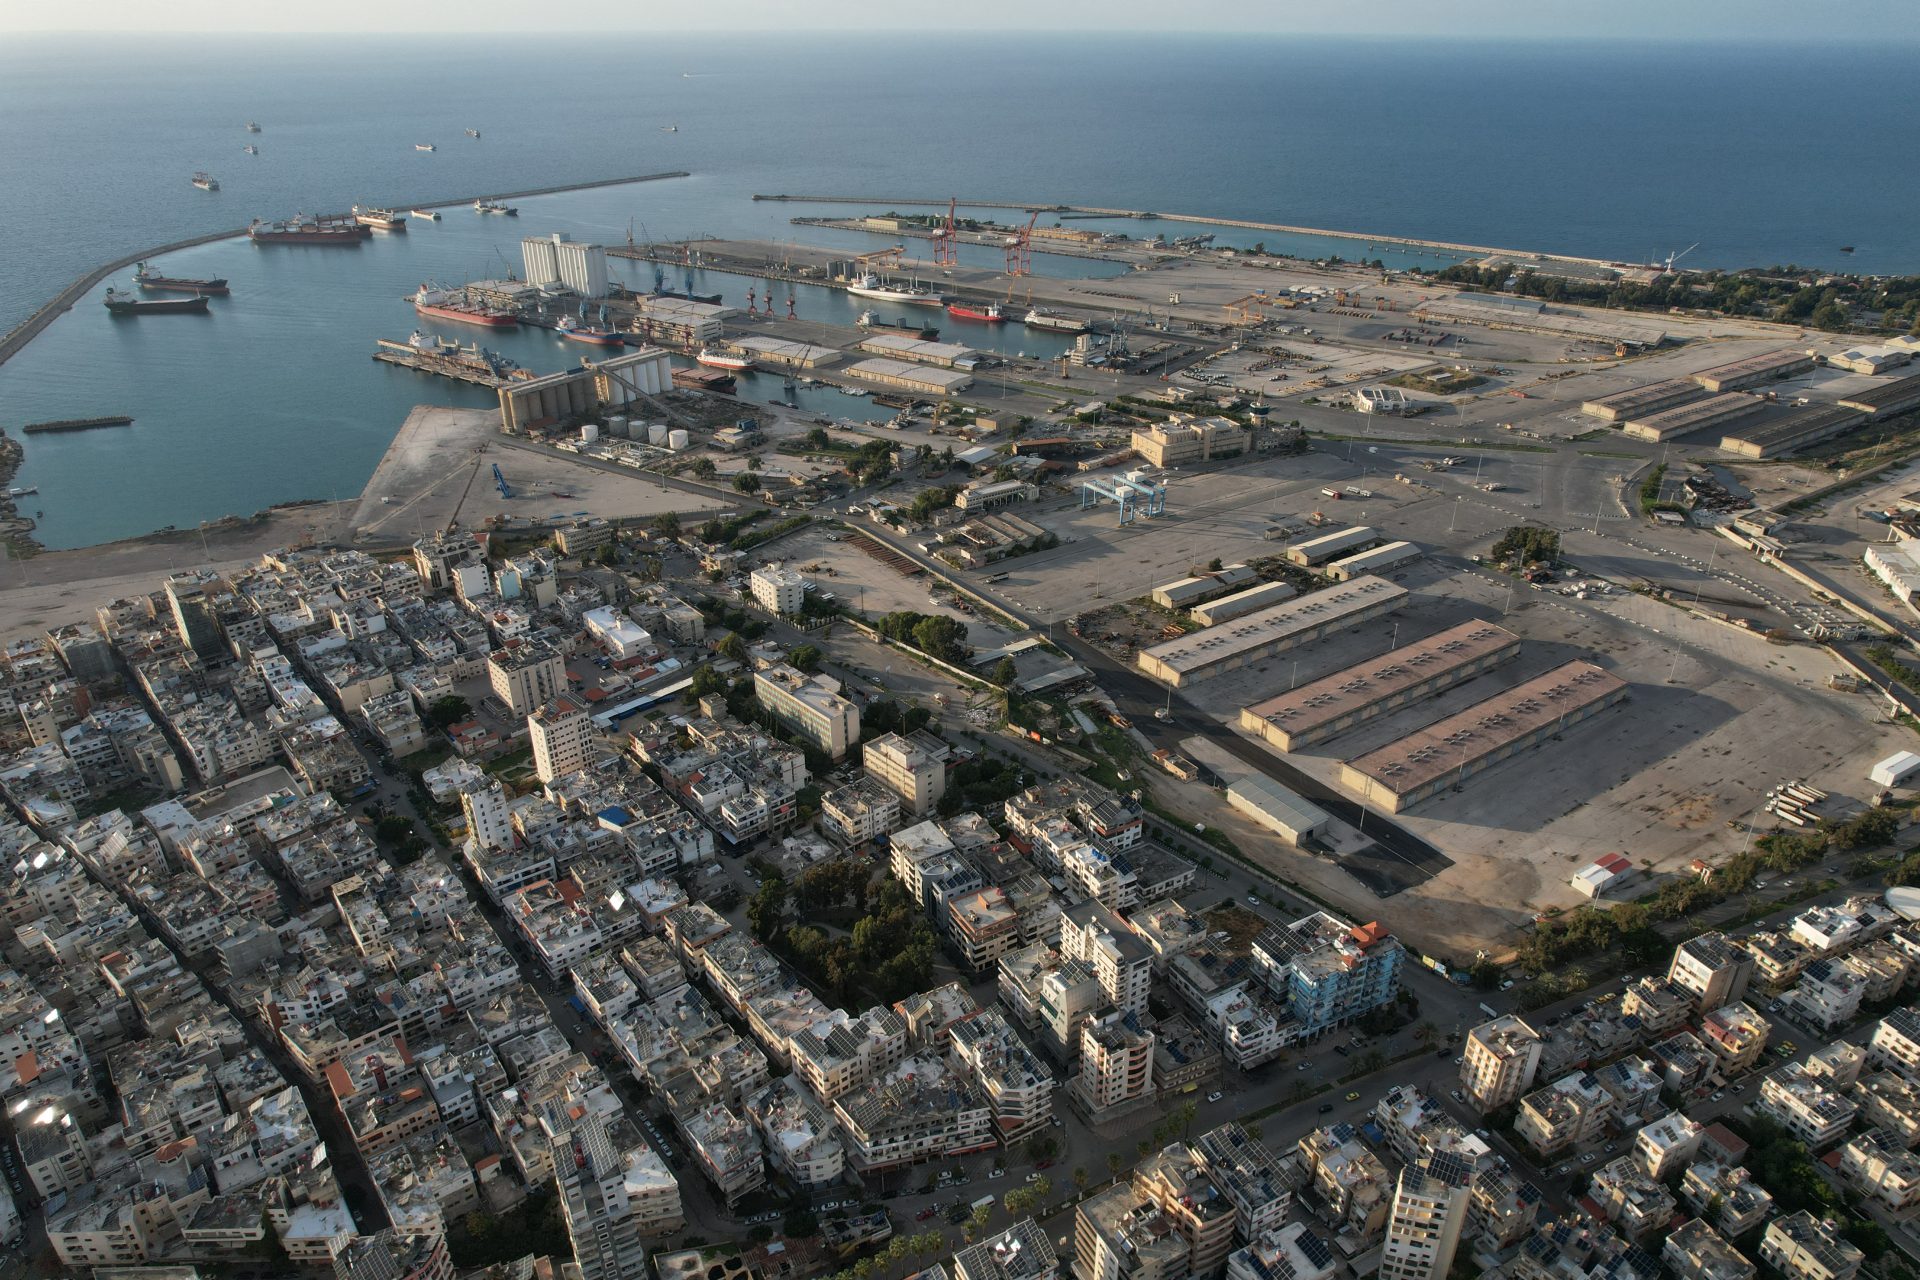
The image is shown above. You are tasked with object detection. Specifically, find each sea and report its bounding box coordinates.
[2,32,1917,550]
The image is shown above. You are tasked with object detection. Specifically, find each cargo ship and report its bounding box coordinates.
[673,366,736,394]
[847,273,940,307]
[248,215,369,245]
[654,286,723,305]
[857,309,939,340]
[410,208,441,221]
[353,206,408,231]
[374,331,531,386]
[104,288,210,315]
[411,285,519,329]
[556,316,626,347]
[474,200,517,216]
[696,348,754,371]
[192,172,219,191]
[1022,307,1089,334]
[134,261,229,295]
[945,300,1005,323]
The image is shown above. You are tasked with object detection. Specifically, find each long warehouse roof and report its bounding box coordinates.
[1139,576,1407,675]
[1344,660,1626,797]
[1244,620,1519,740]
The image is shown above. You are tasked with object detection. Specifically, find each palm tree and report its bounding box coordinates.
[1177,1100,1198,1140]
[1073,1166,1089,1193]
[1106,1152,1123,1180]
[1136,1138,1152,1158]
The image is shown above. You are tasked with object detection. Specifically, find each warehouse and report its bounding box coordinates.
[1191,581,1297,626]
[843,358,974,397]
[1339,660,1628,813]
[856,333,981,369]
[1412,294,1667,347]
[1689,349,1815,393]
[1238,620,1521,752]
[1719,404,1868,460]
[1286,526,1379,567]
[1571,853,1638,899]
[1137,576,1408,687]
[730,336,843,369]
[1827,347,1911,376]
[1839,372,1920,419]
[1623,393,1763,443]
[1871,752,1920,789]
[1325,540,1422,582]
[1151,565,1259,610]
[1226,774,1330,844]
[1580,379,1708,422]
[631,295,732,345]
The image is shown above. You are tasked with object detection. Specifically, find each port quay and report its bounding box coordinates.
[0,171,691,369]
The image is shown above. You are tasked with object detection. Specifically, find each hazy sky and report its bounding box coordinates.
[7,0,1919,37]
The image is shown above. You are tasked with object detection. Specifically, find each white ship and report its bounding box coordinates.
[415,142,436,152]
[845,273,941,307]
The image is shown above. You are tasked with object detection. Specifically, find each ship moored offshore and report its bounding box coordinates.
[473,199,518,216]
[104,288,210,315]
[191,172,219,191]
[248,214,370,245]
[352,206,408,231]
[134,261,230,295]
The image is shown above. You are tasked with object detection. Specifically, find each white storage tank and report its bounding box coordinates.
[648,423,669,446]
[581,423,600,444]
[1871,751,1920,788]
[607,415,629,439]
[667,428,690,451]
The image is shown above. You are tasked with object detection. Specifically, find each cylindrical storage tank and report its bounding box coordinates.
[648,424,669,446]
[668,428,690,451]
[581,423,600,443]
[608,415,629,439]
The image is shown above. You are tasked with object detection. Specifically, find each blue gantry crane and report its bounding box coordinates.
[492,463,512,498]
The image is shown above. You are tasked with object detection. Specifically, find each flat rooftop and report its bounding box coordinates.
[1691,348,1812,385]
[732,335,843,364]
[856,333,979,363]
[1839,371,1920,414]
[1139,576,1407,677]
[845,358,974,391]
[1625,392,1761,440]
[1720,404,1867,456]
[1242,620,1520,743]
[1343,660,1627,799]
[1581,378,1707,417]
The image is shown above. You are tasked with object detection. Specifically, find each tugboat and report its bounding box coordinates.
[134,261,230,295]
[104,287,210,315]
[191,172,219,191]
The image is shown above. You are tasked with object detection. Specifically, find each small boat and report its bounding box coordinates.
[1841,246,1856,254]
[352,206,408,231]
[134,261,230,295]
[245,121,261,132]
[696,348,754,371]
[556,316,626,347]
[946,300,1005,323]
[9,486,38,497]
[410,208,441,222]
[192,172,219,191]
[243,144,258,155]
[661,125,678,133]
[474,200,518,216]
[465,128,481,139]
[415,143,436,152]
[104,288,210,315]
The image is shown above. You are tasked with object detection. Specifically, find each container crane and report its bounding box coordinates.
[1004,211,1038,277]
[1657,242,1699,274]
[932,197,958,269]
[492,464,511,498]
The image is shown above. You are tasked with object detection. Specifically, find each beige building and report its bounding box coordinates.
[488,642,565,718]
[752,663,860,759]
[529,696,593,784]
[1462,1015,1542,1112]
[1516,1073,1613,1158]
[1761,1213,1864,1280]
[749,564,809,616]
[1078,1011,1155,1114]
[1663,1219,1754,1280]
[1668,932,1756,1011]
[863,731,946,816]
[1130,415,1252,468]
[1379,1158,1472,1280]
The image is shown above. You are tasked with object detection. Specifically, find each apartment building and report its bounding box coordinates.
[1698,1002,1770,1077]
[1077,1011,1156,1115]
[1662,1219,1754,1280]
[1462,1015,1542,1112]
[752,664,860,759]
[1837,1128,1920,1216]
[1251,913,1403,1039]
[1378,1155,1472,1280]
[863,731,947,816]
[1075,1183,1192,1280]
[1761,1213,1864,1280]
[529,695,593,784]
[1634,1111,1702,1180]
[1756,1062,1857,1149]
[1587,1156,1676,1241]
[749,564,809,616]
[1668,933,1755,1011]
[487,642,565,717]
[1059,901,1152,1016]
[1515,1073,1613,1158]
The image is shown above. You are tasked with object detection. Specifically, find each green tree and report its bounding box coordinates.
[1106,1152,1123,1180]
[650,511,681,538]
[734,472,763,493]
[1206,557,1223,572]
[911,615,970,663]
[991,657,1019,686]
[747,876,788,940]
[805,426,831,450]
[717,632,749,662]
[1073,1166,1089,1193]
[746,453,763,471]
[690,457,718,478]
[789,644,823,673]
[427,695,472,728]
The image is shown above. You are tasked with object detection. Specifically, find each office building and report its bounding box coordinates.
[864,731,947,816]
[529,695,593,784]
[753,664,860,759]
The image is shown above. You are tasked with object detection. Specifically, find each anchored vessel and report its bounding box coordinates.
[192,172,219,191]
[1022,307,1089,334]
[134,261,229,295]
[945,300,1004,323]
[353,206,408,231]
[410,208,441,221]
[696,348,754,371]
[556,316,626,346]
[104,288,210,315]
[473,200,518,216]
[248,214,370,245]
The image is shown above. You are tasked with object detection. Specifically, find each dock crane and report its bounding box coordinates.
[492,464,512,498]
[1657,242,1699,274]
[1004,211,1038,277]
[932,197,958,269]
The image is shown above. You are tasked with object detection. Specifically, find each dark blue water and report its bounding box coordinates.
[3,33,1916,548]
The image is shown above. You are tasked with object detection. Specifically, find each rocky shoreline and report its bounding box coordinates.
[0,433,39,557]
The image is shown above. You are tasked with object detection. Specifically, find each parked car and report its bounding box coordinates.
[1318,1103,1335,1114]
[1345,1091,1360,1102]
[1206,1091,1224,1103]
